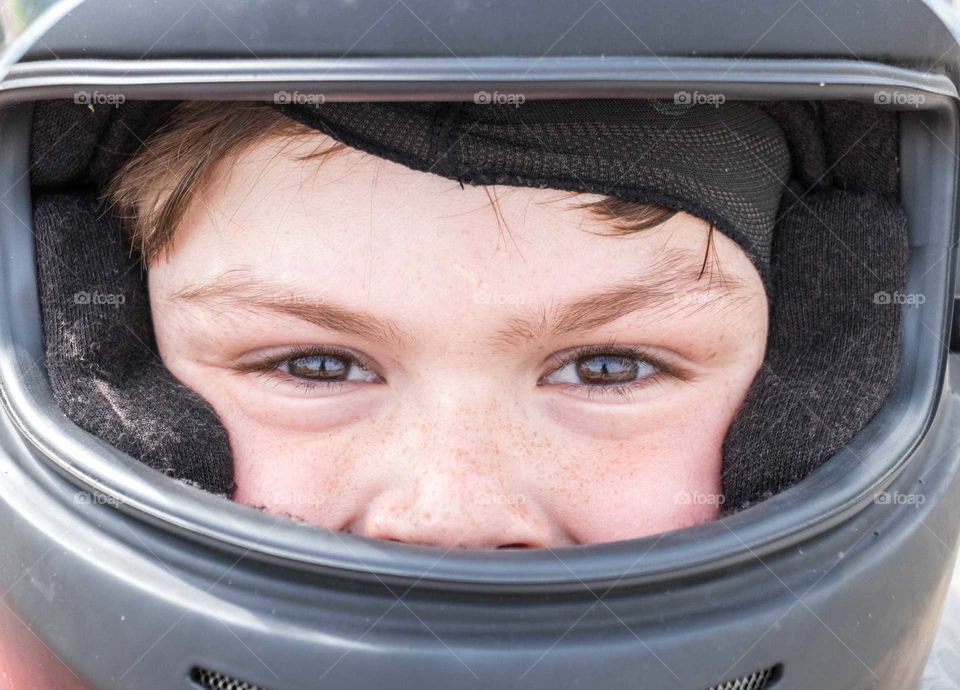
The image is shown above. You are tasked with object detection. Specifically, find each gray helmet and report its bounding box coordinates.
[1,2,959,689]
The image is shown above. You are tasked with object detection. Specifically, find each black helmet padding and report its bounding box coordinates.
[721,189,907,510]
[33,192,234,495]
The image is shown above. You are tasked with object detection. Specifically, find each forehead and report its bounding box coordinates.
[161,131,755,304]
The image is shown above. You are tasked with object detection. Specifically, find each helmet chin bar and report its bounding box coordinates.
[0,52,956,690]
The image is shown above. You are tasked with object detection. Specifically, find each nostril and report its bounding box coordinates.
[496,543,534,549]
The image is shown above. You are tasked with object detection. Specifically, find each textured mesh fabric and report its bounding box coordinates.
[275,99,792,290]
[707,665,780,690]
[33,192,234,495]
[29,99,178,188]
[721,189,907,510]
[190,666,269,690]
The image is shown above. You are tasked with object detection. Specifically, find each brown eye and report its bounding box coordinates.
[286,354,352,381]
[287,355,351,381]
[575,355,640,385]
[541,350,657,388]
[239,347,382,390]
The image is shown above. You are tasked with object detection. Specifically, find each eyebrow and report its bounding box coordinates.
[488,248,749,350]
[170,250,748,351]
[169,268,411,348]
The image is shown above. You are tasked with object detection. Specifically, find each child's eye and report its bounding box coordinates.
[237,346,382,388]
[279,353,378,383]
[542,352,656,387]
[537,344,685,401]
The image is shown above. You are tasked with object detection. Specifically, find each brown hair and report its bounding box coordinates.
[105,101,698,267]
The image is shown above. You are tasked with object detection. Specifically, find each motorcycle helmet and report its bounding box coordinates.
[1,2,960,689]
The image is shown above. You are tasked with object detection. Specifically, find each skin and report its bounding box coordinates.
[148,132,769,549]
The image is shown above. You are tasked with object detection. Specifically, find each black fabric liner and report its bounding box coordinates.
[34,193,234,494]
[28,98,905,512]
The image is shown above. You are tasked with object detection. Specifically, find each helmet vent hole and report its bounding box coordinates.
[188,662,783,689]
[707,663,783,690]
[190,666,271,690]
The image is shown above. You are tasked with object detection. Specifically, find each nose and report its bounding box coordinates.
[345,378,567,549]
[353,464,553,549]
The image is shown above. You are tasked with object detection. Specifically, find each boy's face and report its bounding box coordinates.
[148,132,768,548]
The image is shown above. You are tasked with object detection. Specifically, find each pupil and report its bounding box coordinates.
[576,355,639,385]
[288,354,349,380]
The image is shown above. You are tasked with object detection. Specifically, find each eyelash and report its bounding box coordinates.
[235,345,382,392]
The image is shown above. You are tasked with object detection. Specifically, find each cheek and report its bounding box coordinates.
[541,409,728,543]
[228,419,371,527]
